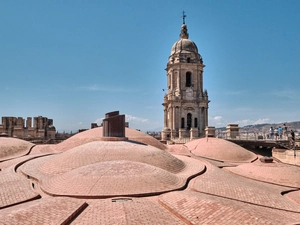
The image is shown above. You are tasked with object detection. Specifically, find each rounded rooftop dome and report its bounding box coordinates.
[21,141,205,197]
[41,160,185,197]
[225,161,300,188]
[0,137,34,161]
[53,127,167,152]
[186,138,257,163]
[38,141,185,175]
[170,23,198,55]
[171,39,198,55]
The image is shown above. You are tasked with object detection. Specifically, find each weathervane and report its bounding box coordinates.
[182,10,186,24]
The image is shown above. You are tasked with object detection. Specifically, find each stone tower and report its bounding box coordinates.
[162,18,209,141]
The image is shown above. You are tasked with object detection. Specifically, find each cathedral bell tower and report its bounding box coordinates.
[162,14,209,141]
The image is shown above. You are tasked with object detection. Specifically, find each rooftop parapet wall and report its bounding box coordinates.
[272,148,300,166]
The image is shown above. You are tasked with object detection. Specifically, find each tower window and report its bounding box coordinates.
[181,118,184,129]
[194,118,198,128]
[187,113,192,130]
[187,58,191,63]
[186,72,191,87]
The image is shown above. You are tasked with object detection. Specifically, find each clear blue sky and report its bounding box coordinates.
[0,0,299,132]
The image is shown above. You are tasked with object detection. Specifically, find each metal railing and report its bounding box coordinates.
[215,131,290,141]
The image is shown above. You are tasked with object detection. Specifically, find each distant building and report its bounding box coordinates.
[162,18,209,141]
[0,116,56,139]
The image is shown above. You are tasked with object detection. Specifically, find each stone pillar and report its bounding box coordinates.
[170,71,173,90]
[0,124,4,135]
[226,124,239,139]
[177,72,180,91]
[2,117,5,129]
[172,107,176,131]
[9,117,13,128]
[161,127,171,141]
[163,107,168,127]
[38,117,43,129]
[16,117,23,127]
[171,129,177,139]
[33,117,38,129]
[170,107,173,130]
[179,129,185,139]
[8,117,13,137]
[205,107,208,128]
[205,126,216,137]
[201,107,205,132]
[190,127,198,140]
[28,117,36,137]
[26,117,32,128]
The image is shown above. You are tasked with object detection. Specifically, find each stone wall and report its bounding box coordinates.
[272,148,300,166]
[0,116,56,139]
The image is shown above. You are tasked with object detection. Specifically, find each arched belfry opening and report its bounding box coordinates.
[162,13,210,142]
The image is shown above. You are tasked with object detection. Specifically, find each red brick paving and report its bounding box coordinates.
[0,166,39,209]
[18,154,55,181]
[73,198,185,225]
[285,190,300,205]
[29,144,57,154]
[189,159,300,212]
[0,197,86,225]
[0,153,49,171]
[159,190,300,224]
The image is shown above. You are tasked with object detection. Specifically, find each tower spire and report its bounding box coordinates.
[182,10,186,24]
[180,11,189,39]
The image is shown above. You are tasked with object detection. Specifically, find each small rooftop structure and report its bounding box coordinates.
[101,111,128,141]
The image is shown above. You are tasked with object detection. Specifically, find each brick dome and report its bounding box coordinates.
[187,138,257,163]
[21,141,205,197]
[0,137,34,161]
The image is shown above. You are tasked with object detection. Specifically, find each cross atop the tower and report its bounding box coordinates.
[182,11,186,24]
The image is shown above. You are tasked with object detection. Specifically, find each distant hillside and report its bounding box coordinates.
[217,121,300,133]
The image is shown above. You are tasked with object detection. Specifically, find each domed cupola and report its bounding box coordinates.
[169,19,203,64]
[171,24,199,55]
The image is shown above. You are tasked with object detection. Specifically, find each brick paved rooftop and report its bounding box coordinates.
[0,129,299,224]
